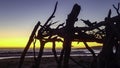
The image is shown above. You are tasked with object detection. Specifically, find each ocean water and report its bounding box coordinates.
[0,48,101,59]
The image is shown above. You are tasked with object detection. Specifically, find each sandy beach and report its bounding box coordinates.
[0,47,101,68]
[0,56,93,68]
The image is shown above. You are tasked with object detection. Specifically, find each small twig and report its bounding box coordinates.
[56,23,65,29]
[47,20,59,27]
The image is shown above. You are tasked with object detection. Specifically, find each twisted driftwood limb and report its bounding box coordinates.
[31,2,58,68]
[37,1,58,39]
[98,8,120,68]
[77,14,120,32]
[51,37,63,67]
[97,9,113,68]
[113,3,120,15]
[18,21,40,68]
[19,2,120,68]
[58,46,64,68]
[83,41,97,68]
[52,41,59,64]
[32,40,45,68]
[81,19,105,38]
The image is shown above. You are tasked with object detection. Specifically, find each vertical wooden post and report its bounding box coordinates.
[63,4,81,68]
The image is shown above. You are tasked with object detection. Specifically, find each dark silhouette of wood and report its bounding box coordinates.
[37,1,58,39]
[62,4,81,68]
[98,4,120,68]
[18,21,40,68]
[32,2,58,68]
[113,3,120,15]
[32,40,45,68]
[19,2,120,68]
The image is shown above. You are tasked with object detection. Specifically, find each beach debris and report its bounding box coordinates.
[18,2,120,68]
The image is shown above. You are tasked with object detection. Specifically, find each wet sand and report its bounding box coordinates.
[0,56,93,68]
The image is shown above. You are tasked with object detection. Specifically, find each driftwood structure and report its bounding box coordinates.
[18,2,120,68]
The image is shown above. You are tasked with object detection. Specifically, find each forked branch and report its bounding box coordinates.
[113,3,120,15]
[40,1,58,32]
[37,1,58,39]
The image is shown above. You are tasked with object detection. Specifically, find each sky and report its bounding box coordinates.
[0,0,119,48]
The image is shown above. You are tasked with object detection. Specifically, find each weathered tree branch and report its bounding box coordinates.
[18,21,40,68]
[113,3,120,15]
[37,1,58,39]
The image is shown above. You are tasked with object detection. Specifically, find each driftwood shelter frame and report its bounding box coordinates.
[18,2,120,68]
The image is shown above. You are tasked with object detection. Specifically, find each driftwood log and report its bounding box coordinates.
[18,2,120,68]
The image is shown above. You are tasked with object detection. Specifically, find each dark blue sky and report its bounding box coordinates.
[0,0,120,39]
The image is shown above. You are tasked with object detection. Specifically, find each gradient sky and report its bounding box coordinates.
[0,0,119,48]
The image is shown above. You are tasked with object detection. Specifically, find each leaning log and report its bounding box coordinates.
[18,21,40,68]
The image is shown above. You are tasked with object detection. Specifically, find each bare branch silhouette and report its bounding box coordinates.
[113,3,120,15]
[19,2,120,68]
[18,21,40,68]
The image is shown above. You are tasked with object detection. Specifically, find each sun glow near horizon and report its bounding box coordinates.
[0,37,102,49]
[0,0,119,49]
